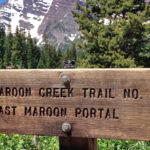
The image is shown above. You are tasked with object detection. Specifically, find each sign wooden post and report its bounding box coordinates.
[60,74,97,150]
[59,137,97,150]
[0,69,150,148]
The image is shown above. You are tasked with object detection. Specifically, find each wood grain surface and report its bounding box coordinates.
[0,69,149,141]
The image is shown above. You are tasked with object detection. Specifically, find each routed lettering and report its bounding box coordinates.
[83,88,88,98]
[24,106,67,117]
[46,107,52,116]
[6,87,11,96]
[19,88,24,97]
[54,107,59,117]
[124,89,139,99]
[105,109,111,119]
[33,107,38,116]
[98,108,104,118]
[5,106,10,115]
[90,88,96,97]
[0,87,31,97]
[53,88,59,97]
[82,88,115,98]
[61,88,66,97]
[40,107,45,116]
[75,107,119,119]
[75,108,81,117]
[39,88,73,98]
[39,88,45,97]
[83,108,89,118]
[113,109,119,119]
[90,108,96,118]
[0,106,16,115]
[12,88,17,97]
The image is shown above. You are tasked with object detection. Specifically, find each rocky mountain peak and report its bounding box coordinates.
[0,0,79,49]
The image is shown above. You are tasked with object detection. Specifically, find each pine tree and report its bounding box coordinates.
[3,32,13,66]
[49,45,57,68]
[20,28,27,68]
[32,39,40,68]
[56,49,63,68]
[37,32,58,69]
[42,44,57,68]
[73,0,150,67]
[26,33,41,69]
[26,33,33,69]
[139,41,150,67]
[11,27,27,68]
[64,42,77,61]
[0,25,5,68]
[37,33,48,69]
[45,46,52,68]
[37,50,46,69]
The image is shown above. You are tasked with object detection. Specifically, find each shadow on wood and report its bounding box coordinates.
[59,137,97,150]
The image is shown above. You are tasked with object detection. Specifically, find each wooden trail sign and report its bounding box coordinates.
[0,69,150,141]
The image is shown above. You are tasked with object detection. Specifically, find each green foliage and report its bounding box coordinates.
[11,27,27,69]
[64,42,77,61]
[37,44,58,69]
[0,25,5,68]
[37,33,63,69]
[97,139,150,150]
[37,50,46,69]
[0,134,59,150]
[27,34,40,69]
[26,33,34,69]
[0,27,41,69]
[36,136,59,150]
[56,49,64,68]
[139,43,150,67]
[73,0,150,68]
[0,134,150,150]
[32,40,41,68]
[3,33,13,66]
[77,51,136,68]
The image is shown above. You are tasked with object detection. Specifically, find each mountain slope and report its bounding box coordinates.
[0,0,79,49]
[38,0,79,49]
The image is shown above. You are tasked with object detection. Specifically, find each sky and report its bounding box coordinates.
[0,0,6,4]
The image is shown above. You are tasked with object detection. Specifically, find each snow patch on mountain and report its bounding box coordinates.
[0,0,53,39]
[26,13,42,38]
[0,0,80,49]
[9,0,24,10]
[68,34,76,41]
[10,9,21,33]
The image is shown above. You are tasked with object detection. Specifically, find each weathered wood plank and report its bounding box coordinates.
[0,69,149,140]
